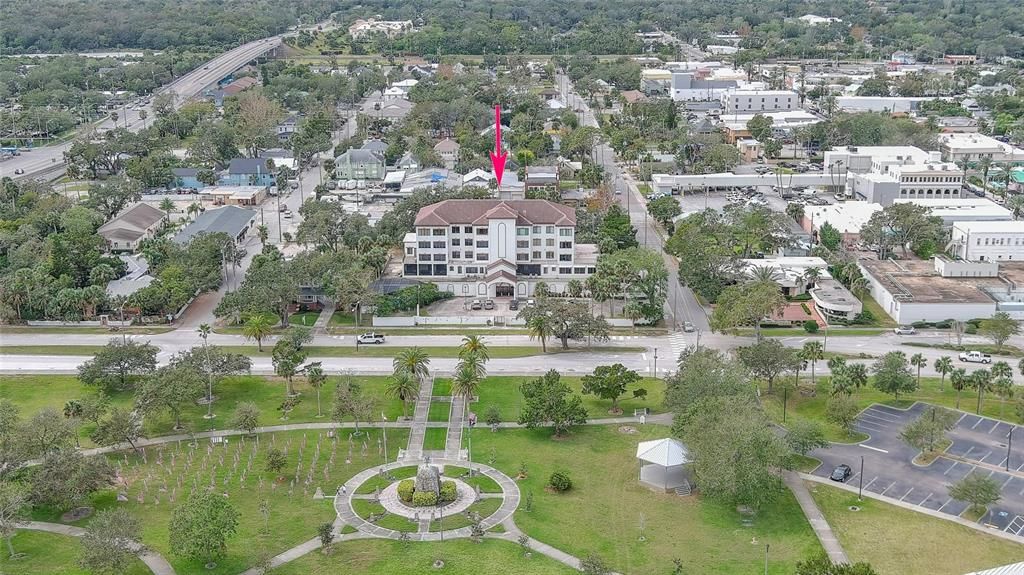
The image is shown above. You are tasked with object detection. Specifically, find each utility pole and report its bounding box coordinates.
[858,456,865,501]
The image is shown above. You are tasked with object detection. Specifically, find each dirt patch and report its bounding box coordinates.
[618,426,638,434]
[61,506,93,522]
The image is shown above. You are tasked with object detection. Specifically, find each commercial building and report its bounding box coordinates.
[859,257,997,323]
[334,148,386,180]
[835,96,941,114]
[938,133,1024,163]
[950,220,1024,262]
[670,71,738,102]
[892,198,1012,225]
[173,206,256,245]
[740,257,862,322]
[402,200,597,298]
[98,203,165,252]
[735,138,762,163]
[845,161,963,205]
[721,110,820,143]
[200,185,267,207]
[721,90,798,114]
[348,19,413,39]
[801,202,882,246]
[824,146,935,175]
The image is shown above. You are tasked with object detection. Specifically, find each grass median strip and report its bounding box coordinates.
[0,345,105,355]
[218,345,645,358]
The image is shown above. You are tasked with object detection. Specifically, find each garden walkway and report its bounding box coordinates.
[402,376,435,461]
[20,521,177,575]
[445,395,465,459]
[783,471,850,564]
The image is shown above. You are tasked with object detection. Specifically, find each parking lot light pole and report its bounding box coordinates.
[858,456,865,501]
[1008,427,1014,472]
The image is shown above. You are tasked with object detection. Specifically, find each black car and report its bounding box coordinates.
[508,299,519,311]
[830,464,853,482]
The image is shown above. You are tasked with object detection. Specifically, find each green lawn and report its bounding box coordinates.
[859,293,897,328]
[469,425,821,575]
[423,428,449,451]
[0,530,150,575]
[288,311,322,327]
[444,466,502,493]
[761,375,1018,443]
[0,326,172,335]
[808,482,1024,575]
[218,345,644,359]
[738,327,888,337]
[0,345,105,355]
[428,498,503,531]
[354,465,419,495]
[428,401,451,423]
[0,375,405,443]
[269,538,576,575]
[21,428,406,575]
[440,375,665,422]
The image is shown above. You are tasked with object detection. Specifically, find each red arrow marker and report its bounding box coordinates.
[489,104,508,186]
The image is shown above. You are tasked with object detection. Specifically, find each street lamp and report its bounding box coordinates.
[858,455,865,501]
[1008,427,1014,472]
[653,348,658,376]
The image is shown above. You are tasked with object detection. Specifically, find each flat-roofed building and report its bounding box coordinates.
[892,198,1012,225]
[721,90,798,114]
[801,202,882,246]
[950,220,1024,262]
[740,256,862,322]
[858,257,997,323]
[938,133,1024,163]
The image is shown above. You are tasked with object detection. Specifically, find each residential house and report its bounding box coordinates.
[334,148,386,180]
[170,168,204,191]
[621,90,648,105]
[221,76,259,97]
[173,206,256,245]
[277,114,299,141]
[538,88,560,101]
[200,185,267,207]
[524,165,559,190]
[402,199,598,298]
[222,158,275,187]
[361,139,389,156]
[98,203,166,253]
[396,151,420,170]
[434,138,461,170]
[735,138,762,163]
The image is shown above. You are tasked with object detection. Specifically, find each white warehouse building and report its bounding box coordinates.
[721,90,798,114]
[950,220,1024,262]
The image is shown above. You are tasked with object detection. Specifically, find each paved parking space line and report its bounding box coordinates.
[990,420,1003,434]
[858,413,896,426]
[956,413,968,425]
[858,444,888,453]
[943,461,959,476]
[847,472,859,485]
[855,422,887,433]
[977,450,993,463]
[863,477,878,491]
[998,457,1008,469]
[972,418,985,430]
[1017,461,1024,472]
[861,410,902,423]
[879,481,897,496]
[1002,476,1014,489]
[963,446,975,459]
[1005,515,1024,536]
[937,499,952,512]
[899,487,915,502]
[917,492,932,506]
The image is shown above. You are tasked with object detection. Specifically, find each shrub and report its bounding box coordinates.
[800,302,812,315]
[852,310,876,325]
[397,479,415,503]
[803,320,819,333]
[548,471,573,492]
[485,405,501,427]
[264,447,287,473]
[412,490,438,506]
[439,480,457,503]
[374,283,452,316]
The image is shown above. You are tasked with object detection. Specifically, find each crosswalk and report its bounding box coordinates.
[668,333,688,362]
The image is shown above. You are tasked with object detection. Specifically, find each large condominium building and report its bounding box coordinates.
[721,90,798,114]
[402,200,598,299]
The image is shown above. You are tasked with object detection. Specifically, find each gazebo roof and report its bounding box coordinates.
[636,438,691,467]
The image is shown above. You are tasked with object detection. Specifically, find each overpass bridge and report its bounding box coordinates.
[651,172,842,195]
[2,37,285,181]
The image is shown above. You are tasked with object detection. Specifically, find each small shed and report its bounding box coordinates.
[636,438,692,492]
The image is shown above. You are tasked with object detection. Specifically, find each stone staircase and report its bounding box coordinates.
[402,376,434,461]
[674,480,692,497]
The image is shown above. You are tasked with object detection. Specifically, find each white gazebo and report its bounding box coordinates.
[636,438,692,492]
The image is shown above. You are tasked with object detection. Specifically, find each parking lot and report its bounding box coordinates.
[669,181,835,216]
[809,403,1024,535]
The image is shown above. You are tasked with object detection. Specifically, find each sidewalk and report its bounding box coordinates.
[783,471,849,564]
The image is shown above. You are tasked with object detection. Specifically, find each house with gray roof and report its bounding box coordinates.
[222,158,275,187]
[334,148,386,180]
[98,203,166,252]
[170,167,204,191]
[172,206,256,245]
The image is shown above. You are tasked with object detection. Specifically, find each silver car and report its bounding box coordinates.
[893,325,916,335]
[683,321,695,333]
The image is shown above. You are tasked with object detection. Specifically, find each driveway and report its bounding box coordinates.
[809,402,1024,536]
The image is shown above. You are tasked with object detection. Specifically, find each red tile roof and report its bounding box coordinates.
[415,200,576,227]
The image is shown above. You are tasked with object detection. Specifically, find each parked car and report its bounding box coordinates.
[483,299,495,310]
[830,464,852,482]
[470,299,483,310]
[13,168,24,175]
[683,321,695,333]
[282,211,292,219]
[508,299,519,311]
[893,325,916,335]
[356,333,385,344]
[959,350,993,364]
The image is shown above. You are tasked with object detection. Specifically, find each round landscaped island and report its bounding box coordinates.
[379,464,477,519]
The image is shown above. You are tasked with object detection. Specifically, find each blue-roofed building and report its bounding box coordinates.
[221,158,275,187]
[170,168,205,191]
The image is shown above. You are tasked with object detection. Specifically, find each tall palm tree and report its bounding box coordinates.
[392,347,430,384]
[385,371,419,420]
[747,266,781,283]
[306,363,327,418]
[526,314,553,353]
[910,353,928,387]
[450,361,482,407]
[458,335,490,362]
[802,267,822,288]
[801,341,825,386]
[991,361,1013,417]
[257,225,269,246]
[969,369,993,415]
[159,198,175,224]
[198,323,214,418]
[63,400,83,447]
[950,368,968,409]
[242,314,274,352]
[979,156,993,189]
[935,356,953,391]
[456,353,486,381]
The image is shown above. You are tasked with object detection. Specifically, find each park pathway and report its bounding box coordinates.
[783,471,850,564]
[444,395,465,459]
[402,375,434,461]
[20,521,176,575]
[311,300,336,334]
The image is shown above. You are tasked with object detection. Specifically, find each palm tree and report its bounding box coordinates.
[385,371,419,420]
[801,341,825,386]
[392,347,430,384]
[526,314,553,353]
[910,353,927,387]
[935,356,953,391]
[970,369,993,415]
[242,314,274,352]
[1007,194,1024,220]
[306,364,327,418]
[747,266,781,283]
[63,399,83,447]
[450,361,482,408]
[802,267,822,288]
[950,368,968,409]
[845,363,868,393]
[198,323,214,418]
[458,335,490,362]
[186,202,202,221]
[257,225,269,246]
[979,156,993,189]
[159,198,175,224]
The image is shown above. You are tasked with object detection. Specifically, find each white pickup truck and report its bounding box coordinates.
[958,351,992,364]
